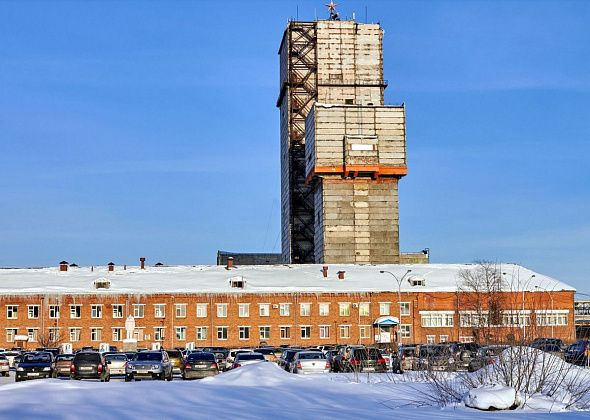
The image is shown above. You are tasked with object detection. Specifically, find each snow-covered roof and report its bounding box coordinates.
[0,263,575,296]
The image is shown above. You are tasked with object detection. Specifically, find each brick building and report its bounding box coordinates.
[0,262,576,350]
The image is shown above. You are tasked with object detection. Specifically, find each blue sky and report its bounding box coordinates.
[0,1,588,292]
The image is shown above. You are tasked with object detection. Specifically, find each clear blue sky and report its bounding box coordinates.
[0,1,588,291]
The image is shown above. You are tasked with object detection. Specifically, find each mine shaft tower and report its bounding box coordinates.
[277,12,408,264]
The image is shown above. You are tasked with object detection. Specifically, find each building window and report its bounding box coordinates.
[300,303,311,317]
[112,304,124,319]
[217,304,228,318]
[501,311,530,327]
[48,327,61,342]
[217,327,228,340]
[70,328,81,342]
[90,328,102,342]
[259,304,270,317]
[91,305,102,319]
[379,303,391,316]
[460,312,489,328]
[359,325,371,339]
[70,305,81,319]
[176,327,187,341]
[238,304,250,318]
[280,326,291,339]
[5,328,17,342]
[279,304,290,316]
[439,335,449,343]
[175,304,187,318]
[154,327,165,341]
[239,326,250,340]
[339,325,351,339]
[133,328,144,341]
[28,305,40,319]
[112,328,123,341]
[421,311,454,327]
[319,325,330,339]
[359,303,370,317]
[259,326,270,340]
[399,302,411,316]
[459,336,475,343]
[48,305,60,319]
[536,311,569,326]
[196,327,208,341]
[196,304,208,318]
[400,324,411,338]
[154,304,166,318]
[426,335,436,344]
[339,303,350,317]
[133,304,145,318]
[6,305,18,320]
[319,303,330,316]
[300,326,311,339]
[27,328,38,342]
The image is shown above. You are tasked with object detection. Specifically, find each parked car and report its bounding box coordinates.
[232,352,266,369]
[15,352,54,382]
[253,348,278,363]
[182,352,219,379]
[468,345,508,372]
[166,349,185,375]
[448,343,479,370]
[415,345,456,372]
[340,347,387,373]
[125,351,173,381]
[70,351,110,382]
[531,338,565,351]
[278,349,303,372]
[3,351,21,368]
[0,355,10,377]
[202,347,230,371]
[52,354,75,377]
[105,353,128,376]
[226,349,252,370]
[398,346,418,372]
[564,340,590,366]
[290,351,330,374]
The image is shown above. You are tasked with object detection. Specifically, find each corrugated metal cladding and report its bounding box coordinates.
[278,19,407,264]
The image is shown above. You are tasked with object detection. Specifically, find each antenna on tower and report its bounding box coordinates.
[326,1,340,21]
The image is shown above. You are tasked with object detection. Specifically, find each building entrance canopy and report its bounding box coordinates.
[373,316,399,327]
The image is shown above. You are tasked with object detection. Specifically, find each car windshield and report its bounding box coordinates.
[56,355,74,361]
[23,353,50,363]
[75,353,100,362]
[136,352,162,361]
[106,354,127,361]
[238,354,265,361]
[299,353,325,360]
[188,353,215,362]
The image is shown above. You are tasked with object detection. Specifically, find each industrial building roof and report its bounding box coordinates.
[0,263,575,296]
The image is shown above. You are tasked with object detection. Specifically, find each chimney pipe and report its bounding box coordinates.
[108,262,115,272]
[322,265,329,278]
[226,257,234,270]
[337,270,345,280]
[140,257,146,270]
[59,261,68,272]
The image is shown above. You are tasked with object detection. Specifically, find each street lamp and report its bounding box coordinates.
[535,284,555,338]
[379,269,412,348]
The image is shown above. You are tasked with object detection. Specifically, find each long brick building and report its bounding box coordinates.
[0,261,576,350]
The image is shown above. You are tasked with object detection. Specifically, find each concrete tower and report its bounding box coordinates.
[277,19,407,264]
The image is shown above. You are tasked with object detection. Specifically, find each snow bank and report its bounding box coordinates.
[463,384,520,410]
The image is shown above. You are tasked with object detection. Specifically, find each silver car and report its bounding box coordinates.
[290,351,330,374]
[232,352,266,369]
[105,353,128,376]
[125,351,173,381]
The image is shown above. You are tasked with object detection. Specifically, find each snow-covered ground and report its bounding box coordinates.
[0,364,588,419]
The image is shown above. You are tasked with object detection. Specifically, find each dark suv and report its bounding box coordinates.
[564,340,589,366]
[71,351,110,381]
[15,352,54,382]
[339,347,387,373]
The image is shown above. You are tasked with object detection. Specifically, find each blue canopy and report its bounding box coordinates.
[372,316,400,326]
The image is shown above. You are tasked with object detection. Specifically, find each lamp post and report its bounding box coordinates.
[535,285,555,338]
[379,269,412,348]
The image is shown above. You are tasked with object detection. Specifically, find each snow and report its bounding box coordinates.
[0,364,588,419]
[464,384,520,410]
[0,263,574,296]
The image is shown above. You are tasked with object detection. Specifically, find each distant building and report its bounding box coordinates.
[574,299,590,339]
[216,251,282,266]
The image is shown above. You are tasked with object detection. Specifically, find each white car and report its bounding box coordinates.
[290,351,330,374]
[232,352,266,369]
[226,349,252,370]
[0,355,9,376]
[2,352,20,368]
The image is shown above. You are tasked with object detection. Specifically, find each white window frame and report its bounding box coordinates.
[339,324,351,339]
[90,327,102,342]
[420,311,455,327]
[399,302,411,316]
[426,335,436,344]
[27,328,39,342]
[238,303,250,318]
[279,325,291,339]
[112,304,124,319]
[49,304,61,319]
[154,326,166,341]
[279,303,290,317]
[238,326,250,340]
[70,327,81,342]
[319,325,330,339]
[91,304,102,319]
[300,325,311,340]
[400,324,411,338]
[175,304,187,318]
[359,302,370,317]
[112,327,123,342]
[359,325,371,339]
[319,303,330,316]
[300,303,311,317]
[259,326,270,340]
[27,305,40,319]
[379,302,391,316]
[216,304,228,318]
[196,304,208,318]
[196,326,208,341]
[259,304,270,317]
[70,304,82,319]
[133,304,145,318]
[439,335,449,343]
[5,328,17,342]
[217,326,228,340]
[6,305,18,320]
[175,326,187,341]
[154,304,166,319]
[339,303,351,317]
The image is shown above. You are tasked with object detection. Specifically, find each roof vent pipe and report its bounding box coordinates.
[226,257,234,270]
[140,257,146,270]
[59,261,68,272]
[337,271,345,281]
[322,265,329,278]
[108,262,115,272]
